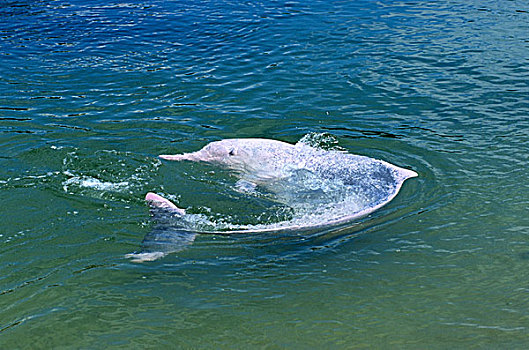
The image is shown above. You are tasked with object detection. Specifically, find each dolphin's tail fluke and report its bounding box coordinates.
[126,193,196,263]
[399,168,418,180]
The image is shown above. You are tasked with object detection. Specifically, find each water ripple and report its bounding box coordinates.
[2,0,529,347]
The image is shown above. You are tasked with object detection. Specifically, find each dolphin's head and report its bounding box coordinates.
[160,139,251,170]
[201,140,241,162]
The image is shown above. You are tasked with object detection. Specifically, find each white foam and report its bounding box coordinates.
[62,175,130,193]
[125,252,166,263]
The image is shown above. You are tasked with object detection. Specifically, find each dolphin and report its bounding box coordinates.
[128,138,417,262]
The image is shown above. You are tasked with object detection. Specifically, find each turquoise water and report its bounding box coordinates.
[1,0,529,348]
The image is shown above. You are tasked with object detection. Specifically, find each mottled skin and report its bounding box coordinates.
[160,138,417,186]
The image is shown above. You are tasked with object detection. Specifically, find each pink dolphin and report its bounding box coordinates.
[148,138,417,231]
[129,138,417,262]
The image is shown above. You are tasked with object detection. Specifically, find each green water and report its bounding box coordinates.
[1,0,529,348]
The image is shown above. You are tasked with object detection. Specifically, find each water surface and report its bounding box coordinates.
[1,0,529,348]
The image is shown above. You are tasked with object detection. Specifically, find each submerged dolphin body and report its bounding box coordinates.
[128,138,417,262]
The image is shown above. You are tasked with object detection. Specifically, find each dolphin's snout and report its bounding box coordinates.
[159,154,186,160]
[159,151,202,161]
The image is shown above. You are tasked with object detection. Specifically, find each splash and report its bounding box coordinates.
[62,173,130,193]
[60,149,161,201]
[297,132,344,151]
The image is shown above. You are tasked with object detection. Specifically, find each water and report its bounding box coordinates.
[1,0,528,348]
